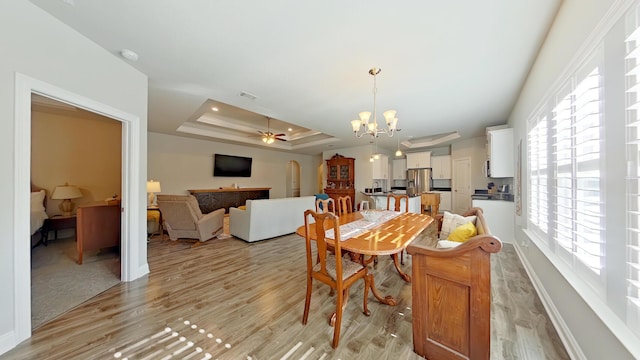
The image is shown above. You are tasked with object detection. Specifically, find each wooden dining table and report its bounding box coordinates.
[296,210,433,306]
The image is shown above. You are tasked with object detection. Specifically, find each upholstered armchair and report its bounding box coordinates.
[156,195,224,242]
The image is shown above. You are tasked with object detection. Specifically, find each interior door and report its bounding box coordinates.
[452,157,472,213]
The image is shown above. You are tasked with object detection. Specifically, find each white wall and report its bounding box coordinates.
[508,0,635,358]
[0,0,147,354]
[148,132,319,199]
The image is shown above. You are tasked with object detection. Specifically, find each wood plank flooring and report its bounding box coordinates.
[3,226,570,359]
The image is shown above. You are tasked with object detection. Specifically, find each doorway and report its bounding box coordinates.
[13,74,146,343]
[30,95,123,329]
[452,157,472,213]
[286,160,301,197]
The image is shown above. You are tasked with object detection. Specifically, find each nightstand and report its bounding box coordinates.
[147,206,164,240]
[41,215,77,246]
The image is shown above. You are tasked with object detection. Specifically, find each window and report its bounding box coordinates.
[527,59,605,285]
[625,13,640,335]
[526,0,640,346]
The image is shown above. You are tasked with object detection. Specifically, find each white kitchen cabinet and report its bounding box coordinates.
[431,155,451,179]
[392,158,406,180]
[431,190,452,212]
[372,154,389,180]
[487,128,514,178]
[405,151,431,169]
[471,199,514,243]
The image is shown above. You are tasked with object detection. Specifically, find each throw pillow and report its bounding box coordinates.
[315,193,329,210]
[30,190,46,212]
[447,222,477,242]
[440,211,477,240]
[436,240,462,249]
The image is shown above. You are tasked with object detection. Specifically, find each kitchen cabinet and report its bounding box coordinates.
[392,158,406,180]
[406,151,431,169]
[471,199,514,243]
[431,155,451,179]
[487,128,514,178]
[372,154,389,180]
[430,190,452,212]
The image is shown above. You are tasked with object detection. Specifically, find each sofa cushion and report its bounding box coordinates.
[447,222,477,242]
[440,211,477,240]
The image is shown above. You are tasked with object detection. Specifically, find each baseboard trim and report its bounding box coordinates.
[0,330,17,357]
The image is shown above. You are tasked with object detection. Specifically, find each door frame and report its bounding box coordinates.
[13,73,147,343]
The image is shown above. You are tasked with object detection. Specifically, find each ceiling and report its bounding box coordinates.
[29,0,562,155]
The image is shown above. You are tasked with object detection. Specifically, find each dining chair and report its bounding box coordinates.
[302,209,370,348]
[337,195,353,216]
[315,197,336,214]
[386,193,409,212]
[386,193,410,265]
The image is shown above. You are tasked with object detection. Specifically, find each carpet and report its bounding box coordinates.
[30,236,121,329]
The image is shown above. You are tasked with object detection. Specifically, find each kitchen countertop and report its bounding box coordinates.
[471,193,514,202]
[361,191,420,198]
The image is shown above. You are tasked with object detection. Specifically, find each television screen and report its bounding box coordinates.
[214,154,252,177]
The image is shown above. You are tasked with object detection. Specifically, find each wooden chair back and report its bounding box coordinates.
[337,196,353,216]
[302,209,370,348]
[386,194,409,212]
[315,197,336,214]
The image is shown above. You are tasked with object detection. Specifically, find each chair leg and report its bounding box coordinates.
[400,250,404,265]
[302,275,312,325]
[331,287,344,348]
[363,273,371,316]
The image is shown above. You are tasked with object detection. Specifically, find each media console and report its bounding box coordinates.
[188,187,270,214]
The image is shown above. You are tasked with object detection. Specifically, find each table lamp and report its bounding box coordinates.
[147,180,161,206]
[51,184,83,216]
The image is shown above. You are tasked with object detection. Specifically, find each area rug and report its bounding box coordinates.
[31,236,121,329]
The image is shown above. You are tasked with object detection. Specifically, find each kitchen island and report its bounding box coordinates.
[361,192,422,214]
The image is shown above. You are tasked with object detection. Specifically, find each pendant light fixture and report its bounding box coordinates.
[351,67,398,138]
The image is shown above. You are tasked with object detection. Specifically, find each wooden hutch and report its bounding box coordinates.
[324,154,355,207]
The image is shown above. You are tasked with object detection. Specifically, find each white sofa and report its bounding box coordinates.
[229,196,316,242]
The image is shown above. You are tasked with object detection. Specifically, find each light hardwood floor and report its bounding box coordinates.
[3,225,570,359]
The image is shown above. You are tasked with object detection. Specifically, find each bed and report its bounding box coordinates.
[30,184,48,236]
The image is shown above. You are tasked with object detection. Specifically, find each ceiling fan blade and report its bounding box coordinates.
[275,137,287,141]
[274,133,286,137]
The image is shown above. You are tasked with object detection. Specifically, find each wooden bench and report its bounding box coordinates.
[406,207,502,360]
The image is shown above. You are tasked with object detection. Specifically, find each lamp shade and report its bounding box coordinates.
[51,185,83,200]
[147,180,161,193]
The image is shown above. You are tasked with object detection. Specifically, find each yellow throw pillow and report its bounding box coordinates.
[447,222,477,242]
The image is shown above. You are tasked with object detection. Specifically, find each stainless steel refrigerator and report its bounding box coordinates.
[406,168,432,197]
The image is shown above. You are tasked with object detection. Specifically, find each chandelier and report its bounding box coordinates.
[351,67,398,138]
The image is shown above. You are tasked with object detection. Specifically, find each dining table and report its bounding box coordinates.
[296,210,433,306]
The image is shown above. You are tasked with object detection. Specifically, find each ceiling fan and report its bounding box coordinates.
[257,117,287,144]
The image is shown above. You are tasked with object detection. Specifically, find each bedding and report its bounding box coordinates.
[30,190,48,235]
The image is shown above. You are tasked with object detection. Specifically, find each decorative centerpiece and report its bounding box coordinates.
[361,210,382,222]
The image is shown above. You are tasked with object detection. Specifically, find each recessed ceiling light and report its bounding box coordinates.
[211,107,219,112]
[287,128,293,132]
[120,49,139,62]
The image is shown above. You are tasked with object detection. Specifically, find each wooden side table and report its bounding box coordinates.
[40,215,77,246]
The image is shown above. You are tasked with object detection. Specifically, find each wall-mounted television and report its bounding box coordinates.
[213,154,252,177]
